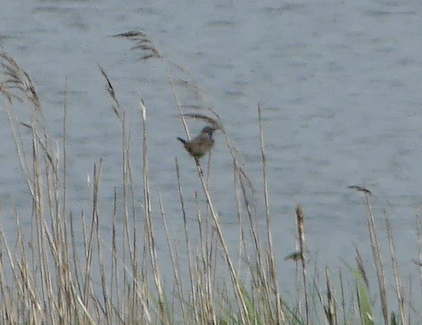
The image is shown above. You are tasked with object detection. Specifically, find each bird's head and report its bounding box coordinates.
[201,125,219,137]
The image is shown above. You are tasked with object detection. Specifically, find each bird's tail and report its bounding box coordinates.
[177,137,186,144]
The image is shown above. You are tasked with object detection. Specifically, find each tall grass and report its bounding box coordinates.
[0,34,420,324]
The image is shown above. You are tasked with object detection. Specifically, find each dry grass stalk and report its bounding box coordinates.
[296,204,309,325]
[258,103,284,322]
[364,193,389,325]
[324,267,338,325]
[385,217,406,324]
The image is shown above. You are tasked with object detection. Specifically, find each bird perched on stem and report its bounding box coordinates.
[177,125,218,161]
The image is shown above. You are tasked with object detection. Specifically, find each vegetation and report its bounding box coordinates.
[0,32,420,324]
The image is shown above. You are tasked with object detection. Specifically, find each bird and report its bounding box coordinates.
[177,125,217,160]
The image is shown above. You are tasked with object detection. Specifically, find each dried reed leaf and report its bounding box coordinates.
[176,79,210,102]
[180,105,202,110]
[112,31,162,60]
[20,122,32,129]
[98,64,122,120]
[355,248,369,288]
[168,60,192,74]
[348,185,372,195]
[0,52,41,109]
[0,80,16,102]
[180,113,221,129]
[284,251,303,261]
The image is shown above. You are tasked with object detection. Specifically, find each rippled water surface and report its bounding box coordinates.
[1,0,422,296]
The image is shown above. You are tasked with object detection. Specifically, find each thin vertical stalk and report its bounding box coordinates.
[364,194,388,325]
[158,186,186,321]
[258,104,283,322]
[140,99,169,324]
[385,218,406,324]
[82,159,103,318]
[174,158,192,320]
[296,204,309,325]
[195,162,249,323]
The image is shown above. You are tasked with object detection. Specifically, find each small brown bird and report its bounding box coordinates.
[177,125,217,160]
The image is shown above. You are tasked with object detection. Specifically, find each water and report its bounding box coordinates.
[1,0,422,306]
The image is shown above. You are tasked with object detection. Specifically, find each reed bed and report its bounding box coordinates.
[0,33,420,324]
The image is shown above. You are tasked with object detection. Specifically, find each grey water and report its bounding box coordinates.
[1,0,422,306]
